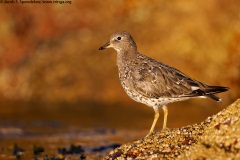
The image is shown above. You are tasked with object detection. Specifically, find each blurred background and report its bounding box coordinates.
[0,0,239,137]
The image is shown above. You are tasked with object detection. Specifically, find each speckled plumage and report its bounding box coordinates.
[99,31,228,135]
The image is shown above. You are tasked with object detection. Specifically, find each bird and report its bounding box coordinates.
[99,31,228,136]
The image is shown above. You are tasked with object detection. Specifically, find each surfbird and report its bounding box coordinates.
[99,31,228,135]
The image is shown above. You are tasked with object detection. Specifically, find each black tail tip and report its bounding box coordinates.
[219,86,229,92]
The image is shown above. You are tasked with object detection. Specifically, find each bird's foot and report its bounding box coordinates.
[145,131,155,138]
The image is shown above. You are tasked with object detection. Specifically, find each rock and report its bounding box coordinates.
[103,99,240,160]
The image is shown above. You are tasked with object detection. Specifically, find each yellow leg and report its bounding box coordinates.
[147,107,159,136]
[162,105,168,130]
[149,112,159,133]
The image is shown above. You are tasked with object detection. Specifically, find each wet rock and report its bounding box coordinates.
[58,144,84,155]
[42,154,65,160]
[7,143,25,160]
[33,145,45,155]
[92,143,121,152]
[104,99,240,159]
[79,154,86,159]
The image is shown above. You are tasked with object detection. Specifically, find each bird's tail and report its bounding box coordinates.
[203,85,229,102]
[180,85,229,102]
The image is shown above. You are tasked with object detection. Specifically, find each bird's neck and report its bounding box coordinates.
[116,46,138,70]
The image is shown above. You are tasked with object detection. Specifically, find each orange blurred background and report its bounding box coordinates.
[0,0,239,131]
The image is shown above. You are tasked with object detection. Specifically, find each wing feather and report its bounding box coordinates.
[131,57,200,98]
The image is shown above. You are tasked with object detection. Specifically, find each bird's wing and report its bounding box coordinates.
[131,60,203,99]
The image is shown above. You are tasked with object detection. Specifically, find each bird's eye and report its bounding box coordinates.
[117,37,122,40]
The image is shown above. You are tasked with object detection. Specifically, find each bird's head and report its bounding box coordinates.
[99,31,137,52]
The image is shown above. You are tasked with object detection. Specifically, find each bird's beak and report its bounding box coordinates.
[99,42,112,50]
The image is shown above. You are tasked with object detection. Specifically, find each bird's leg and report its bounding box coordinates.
[162,105,168,130]
[147,106,159,136]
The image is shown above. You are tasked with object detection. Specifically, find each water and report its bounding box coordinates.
[0,100,223,159]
